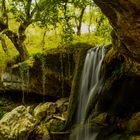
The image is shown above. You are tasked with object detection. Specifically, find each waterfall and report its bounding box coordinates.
[71,46,106,140]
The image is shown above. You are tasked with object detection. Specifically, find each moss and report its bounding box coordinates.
[91,113,108,125]
[2,43,95,98]
[29,123,50,139]
[129,136,140,140]
[34,102,56,121]
[0,95,17,119]
[127,112,140,132]
[124,58,140,76]
[66,46,92,128]
[107,133,128,140]
[47,119,65,132]
[0,111,6,118]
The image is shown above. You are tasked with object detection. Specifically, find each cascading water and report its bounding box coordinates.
[71,46,107,140]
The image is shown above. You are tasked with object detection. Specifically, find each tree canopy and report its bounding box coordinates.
[0,0,111,60]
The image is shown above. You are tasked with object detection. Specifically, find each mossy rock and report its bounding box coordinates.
[0,95,18,119]
[56,98,69,114]
[28,123,51,140]
[0,105,36,140]
[107,133,128,140]
[127,112,140,132]
[66,46,92,128]
[33,102,57,121]
[46,119,65,132]
[91,113,108,125]
[2,43,94,98]
[129,136,140,140]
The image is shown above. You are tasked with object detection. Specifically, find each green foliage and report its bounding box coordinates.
[0,0,111,69]
[94,13,112,41]
[108,134,128,140]
[19,62,29,76]
[47,119,65,132]
[0,95,17,119]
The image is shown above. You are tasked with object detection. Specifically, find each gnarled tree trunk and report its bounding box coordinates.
[5,30,29,60]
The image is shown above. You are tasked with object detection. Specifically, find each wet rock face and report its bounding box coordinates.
[1,47,76,98]
[1,45,93,98]
[94,0,140,61]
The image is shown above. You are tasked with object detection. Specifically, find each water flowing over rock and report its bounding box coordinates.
[1,45,93,99]
[70,46,107,140]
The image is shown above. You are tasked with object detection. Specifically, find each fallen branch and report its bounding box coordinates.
[52,115,66,121]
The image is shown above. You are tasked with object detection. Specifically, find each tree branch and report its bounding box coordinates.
[0,19,8,32]
[0,35,7,53]
[25,0,32,20]
[2,0,8,26]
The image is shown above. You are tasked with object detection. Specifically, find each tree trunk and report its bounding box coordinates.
[41,28,47,50]
[0,35,7,53]
[77,7,85,36]
[5,30,29,60]
[93,0,140,61]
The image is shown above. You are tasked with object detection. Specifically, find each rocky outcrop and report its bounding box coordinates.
[93,0,140,76]
[1,44,93,98]
[90,111,140,140]
[84,54,140,140]
[94,0,140,60]
[0,105,36,140]
[0,98,69,140]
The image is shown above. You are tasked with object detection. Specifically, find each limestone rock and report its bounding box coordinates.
[2,72,22,91]
[127,112,140,132]
[56,98,69,108]
[129,136,140,140]
[46,119,65,132]
[1,47,77,97]
[0,105,36,140]
[94,0,140,61]
[56,98,69,114]
[34,102,57,121]
[1,44,93,98]
[28,123,51,140]
[92,113,108,125]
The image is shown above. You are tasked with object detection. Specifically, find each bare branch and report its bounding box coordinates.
[2,0,8,26]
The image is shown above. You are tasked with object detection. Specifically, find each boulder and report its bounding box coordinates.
[94,0,140,61]
[34,102,57,121]
[129,136,140,140]
[127,112,140,132]
[1,44,93,98]
[28,123,51,140]
[0,97,70,140]
[0,105,36,140]
[46,119,65,132]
